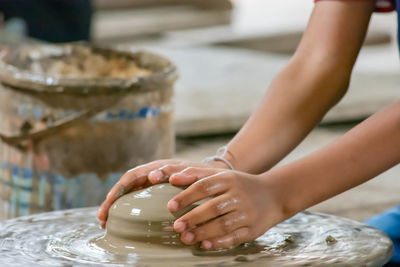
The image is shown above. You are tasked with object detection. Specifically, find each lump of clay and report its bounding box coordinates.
[105,184,194,244]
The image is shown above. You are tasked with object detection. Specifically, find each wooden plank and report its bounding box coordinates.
[92,7,231,42]
[214,31,392,54]
[93,0,232,11]
[134,46,399,136]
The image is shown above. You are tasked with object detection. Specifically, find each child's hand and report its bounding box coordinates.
[166,167,287,250]
[97,159,230,228]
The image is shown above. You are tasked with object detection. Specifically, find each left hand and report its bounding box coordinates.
[97,159,229,228]
[164,167,288,250]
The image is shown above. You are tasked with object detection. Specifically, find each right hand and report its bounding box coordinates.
[97,159,230,228]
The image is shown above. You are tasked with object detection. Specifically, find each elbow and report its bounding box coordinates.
[293,50,352,107]
[394,101,400,119]
[330,74,350,106]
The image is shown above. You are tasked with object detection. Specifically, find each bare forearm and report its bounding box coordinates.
[227,58,349,174]
[224,1,374,174]
[272,102,400,217]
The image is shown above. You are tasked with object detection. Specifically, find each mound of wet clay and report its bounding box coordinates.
[98,184,193,247]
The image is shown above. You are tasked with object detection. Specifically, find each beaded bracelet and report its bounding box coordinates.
[202,145,234,170]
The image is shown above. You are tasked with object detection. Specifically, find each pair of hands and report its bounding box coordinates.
[97,160,287,250]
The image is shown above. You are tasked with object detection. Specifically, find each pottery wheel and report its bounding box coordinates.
[0,207,393,266]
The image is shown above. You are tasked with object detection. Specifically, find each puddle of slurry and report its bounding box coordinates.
[0,207,393,266]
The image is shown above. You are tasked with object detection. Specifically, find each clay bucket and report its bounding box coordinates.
[0,44,177,219]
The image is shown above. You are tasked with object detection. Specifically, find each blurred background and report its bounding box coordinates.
[0,0,399,221]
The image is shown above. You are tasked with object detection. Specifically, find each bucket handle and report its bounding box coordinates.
[0,105,107,148]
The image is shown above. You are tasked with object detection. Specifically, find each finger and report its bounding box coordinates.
[201,227,251,250]
[121,159,181,191]
[168,172,232,212]
[98,178,153,228]
[97,201,108,228]
[148,164,188,184]
[173,194,238,232]
[169,167,221,186]
[97,183,130,223]
[149,161,215,184]
[97,175,144,222]
[180,211,247,245]
[98,178,153,226]
[97,159,179,222]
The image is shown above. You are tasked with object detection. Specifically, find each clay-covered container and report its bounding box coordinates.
[0,44,178,219]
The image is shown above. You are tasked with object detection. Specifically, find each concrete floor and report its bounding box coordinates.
[176,124,400,222]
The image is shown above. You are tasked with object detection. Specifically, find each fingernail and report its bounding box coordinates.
[174,221,186,232]
[183,232,194,243]
[202,240,212,249]
[149,170,164,182]
[167,200,179,211]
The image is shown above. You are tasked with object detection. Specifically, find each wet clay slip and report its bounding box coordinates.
[96,184,195,251]
[0,184,394,266]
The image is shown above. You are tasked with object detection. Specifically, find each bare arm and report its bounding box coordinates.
[225,0,375,173]
[159,1,393,249]
[165,101,400,250]
[273,101,400,217]
[98,0,376,227]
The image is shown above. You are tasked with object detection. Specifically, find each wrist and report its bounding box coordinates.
[205,160,231,169]
[261,169,298,220]
[202,145,236,170]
